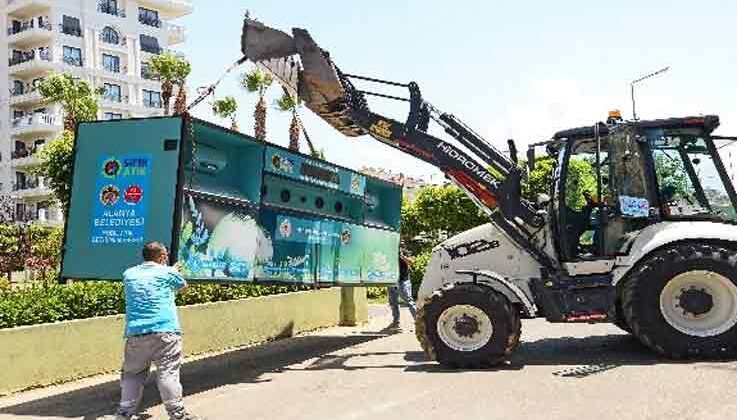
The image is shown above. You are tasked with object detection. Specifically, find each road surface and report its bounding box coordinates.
[1,305,736,420]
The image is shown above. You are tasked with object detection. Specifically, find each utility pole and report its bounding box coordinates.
[631,66,670,121]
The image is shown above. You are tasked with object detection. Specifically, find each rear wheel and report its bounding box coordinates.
[415,283,521,368]
[622,243,737,358]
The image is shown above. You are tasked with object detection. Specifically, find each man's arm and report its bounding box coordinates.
[169,264,188,293]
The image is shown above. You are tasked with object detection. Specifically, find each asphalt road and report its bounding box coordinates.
[2,305,737,420]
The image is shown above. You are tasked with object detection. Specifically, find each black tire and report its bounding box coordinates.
[415,283,521,368]
[613,300,632,334]
[622,243,737,359]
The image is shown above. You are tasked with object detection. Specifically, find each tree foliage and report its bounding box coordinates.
[150,53,191,115]
[212,95,239,130]
[522,157,556,202]
[565,158,597,210]
[35,131,74,213]
[241,68,273,96]
[401,185,488,254]
[654,152,693,200]
[37,73,99,131]
[0,194,15,224]
[0,224,61,281]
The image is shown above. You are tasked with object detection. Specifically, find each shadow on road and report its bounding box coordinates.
[0,328,389,419]
[298,332,728,377]
[3,329,734,418]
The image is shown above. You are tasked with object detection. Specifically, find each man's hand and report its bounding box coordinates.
[173,261,184,273]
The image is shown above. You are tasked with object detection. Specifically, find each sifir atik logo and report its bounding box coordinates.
[102,156,149,178]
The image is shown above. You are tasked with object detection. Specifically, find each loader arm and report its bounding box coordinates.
[240,19,554,268]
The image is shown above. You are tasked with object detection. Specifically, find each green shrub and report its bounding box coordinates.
[409,251,432,297]
[366,286,387,301]
[0,281,309,329]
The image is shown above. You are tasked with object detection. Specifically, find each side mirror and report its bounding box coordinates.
[536,193,551,206]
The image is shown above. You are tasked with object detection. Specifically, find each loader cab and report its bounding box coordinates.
[549,114,737,263]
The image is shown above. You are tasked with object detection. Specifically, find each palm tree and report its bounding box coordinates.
[276,88,319,155]
[212,96,239,131]
[241,68,273,140]
[150,53,191,116]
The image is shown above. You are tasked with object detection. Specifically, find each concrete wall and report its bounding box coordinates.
[0,287,367,395]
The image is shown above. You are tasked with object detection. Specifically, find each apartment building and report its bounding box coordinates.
[0,0,192,224]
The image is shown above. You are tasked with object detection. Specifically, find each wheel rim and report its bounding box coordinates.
[436,304,493,352]
[659,270,737,337]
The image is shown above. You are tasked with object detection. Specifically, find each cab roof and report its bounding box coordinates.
[552,115,720,141]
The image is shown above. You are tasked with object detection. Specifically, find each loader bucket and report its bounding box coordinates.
[241,18,366,137]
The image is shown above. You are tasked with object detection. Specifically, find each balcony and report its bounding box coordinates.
[62,56,84,68]
[97,2,127,17]
[100,95,142,112]
[99,32,128,48]
[164,49,186,59]
[11,148,42,169]
[9,84,43,106]
[10,113,62,137]
[166,22,187,45]
[14,208,62,225]
[136,0,192,19]
[141,66,160,81]
[7,21,53,48]
[139,14,162,28]
[12,178,51,199]
[10,90,43,106]
[58,24,83,38]
[8,49,54,77]
[6,0,52,18]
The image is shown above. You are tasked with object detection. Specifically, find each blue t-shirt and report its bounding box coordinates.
[122,262,187,337]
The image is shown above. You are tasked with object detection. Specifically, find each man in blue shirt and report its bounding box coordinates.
[114,242,202,420]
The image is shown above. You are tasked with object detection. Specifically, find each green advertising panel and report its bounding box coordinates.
[62,118,183,280]
[62,117,400,285]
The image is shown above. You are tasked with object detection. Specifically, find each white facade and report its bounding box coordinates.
[359,166,433,201]
[0,0,192,224]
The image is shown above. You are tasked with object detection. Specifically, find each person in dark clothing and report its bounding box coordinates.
[387,249,418,330]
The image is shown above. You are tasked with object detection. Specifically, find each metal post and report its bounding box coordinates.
[630,66,670,121]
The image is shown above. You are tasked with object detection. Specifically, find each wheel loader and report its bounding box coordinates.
[238,18,737,367]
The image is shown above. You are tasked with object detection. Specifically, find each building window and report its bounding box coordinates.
[61,15,82,37]
[101,26,120,44]
[98,0,125,17]
[12,80,24,96]
[16,203,26,220]
[138,7,160,28]
[103,54,120,73]
[104,83,122,102]
[141,62,159,80]
[104,112,123,120]
[63,46,83,66]
[139,34,160,54]
[142,89,161,108]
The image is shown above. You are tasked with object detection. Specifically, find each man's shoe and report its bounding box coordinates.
[386,321,402,332]
[171,411,205,420]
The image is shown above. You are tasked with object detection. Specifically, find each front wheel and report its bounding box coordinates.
[622,243,737,359]
[415,283,521,368]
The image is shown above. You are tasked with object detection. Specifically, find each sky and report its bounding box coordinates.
[178,0,737,181]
